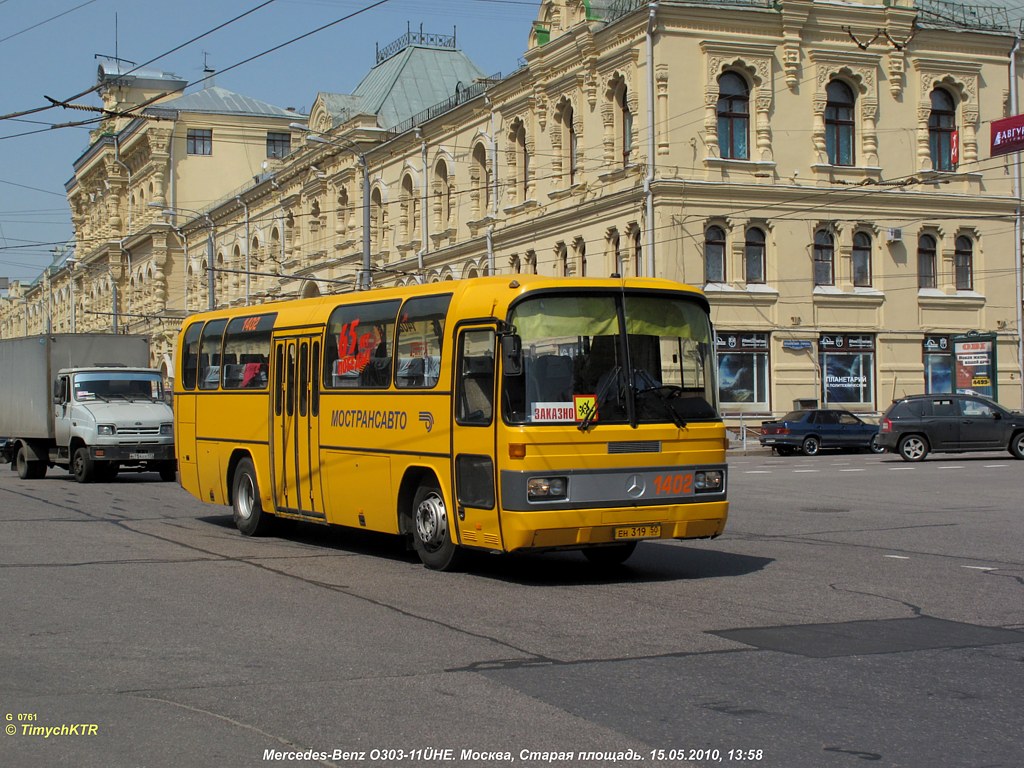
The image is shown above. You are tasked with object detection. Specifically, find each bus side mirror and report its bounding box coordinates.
[501,335,522,376]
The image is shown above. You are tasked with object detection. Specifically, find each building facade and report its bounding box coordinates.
[2,0,1022,418]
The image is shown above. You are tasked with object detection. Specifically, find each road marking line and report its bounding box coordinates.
[984,464,1008,468]
[745,470,772,474]
[839,469,866,472]
[939,466,965,470]
[793,469,820,473]
[962,566,996,571]
[888,466,915,470]
[884,555,910,559]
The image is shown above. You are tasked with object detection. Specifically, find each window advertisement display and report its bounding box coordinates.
[716,332,769,407]
[923,335,953,393]
[819,334,875,405]
[953,332,997,399]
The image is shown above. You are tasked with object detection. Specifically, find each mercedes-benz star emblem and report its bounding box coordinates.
[625,474,646,498]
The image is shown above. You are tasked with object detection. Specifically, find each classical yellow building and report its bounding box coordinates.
[3,0,1022,418]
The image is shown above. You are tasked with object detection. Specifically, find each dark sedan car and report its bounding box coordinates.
[759,408,884,456]
[877,393,1024,461]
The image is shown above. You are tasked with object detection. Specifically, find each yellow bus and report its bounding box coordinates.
[174,275,727,569]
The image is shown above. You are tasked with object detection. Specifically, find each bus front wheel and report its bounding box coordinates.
[411,482,462,571]
[232,458,273,536]
[582,542,637,566]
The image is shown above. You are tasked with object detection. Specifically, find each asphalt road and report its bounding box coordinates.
[0,450,1021,768]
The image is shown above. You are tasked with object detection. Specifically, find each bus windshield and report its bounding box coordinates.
[503,292,718,426]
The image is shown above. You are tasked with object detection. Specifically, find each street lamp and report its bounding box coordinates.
[290,122,372,290]
[150,203,215,310]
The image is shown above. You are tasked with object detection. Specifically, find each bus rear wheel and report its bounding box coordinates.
[232,458,273,536]
[411,481,462,571]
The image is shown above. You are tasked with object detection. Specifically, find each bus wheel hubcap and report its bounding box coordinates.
[415,493,447,551]
[237,476,254,520]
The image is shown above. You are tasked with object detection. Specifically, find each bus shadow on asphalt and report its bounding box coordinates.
[199,514,772,584]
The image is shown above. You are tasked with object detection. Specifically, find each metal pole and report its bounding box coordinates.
[207,226,215,310]
[361,156,371,290]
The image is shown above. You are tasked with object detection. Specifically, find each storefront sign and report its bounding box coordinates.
[782,340,813,350]
[991,113,1024,158]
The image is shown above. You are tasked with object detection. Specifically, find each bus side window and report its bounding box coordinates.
[198,319,228,390]
[180,322,204,391]
[395,294,452,389]
[456,330,495,426]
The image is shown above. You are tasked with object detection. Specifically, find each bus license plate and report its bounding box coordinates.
[129,452,154,460]
[614,524,661,540]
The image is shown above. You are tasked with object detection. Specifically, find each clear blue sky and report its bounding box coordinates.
[0,0,540,283]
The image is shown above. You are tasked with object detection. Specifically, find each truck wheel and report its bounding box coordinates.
[232,458,273,536]
[72,447,94,483]
[410,481,462,571]
[15,445,46,480]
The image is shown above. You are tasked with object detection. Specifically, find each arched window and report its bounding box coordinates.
[611,79,632,167]
[852,232,872,287]
[705,225,726,283]
[401,174,418,242]
[511,120,529,201]
[556,242,568,277]
[744,227,765,284]
[717,72,749,160]
[918,234,937,289]
[559,101,578,185]
[814,230,835,285]
[371,188,384,252]
[434,159,451,230]
[825,80,855,166]
[471,142,490,216]
[633,228,642,276]
[929,88,957,172]
[954,235,973,290]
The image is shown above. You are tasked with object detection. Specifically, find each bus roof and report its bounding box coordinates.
[180,275,708,329]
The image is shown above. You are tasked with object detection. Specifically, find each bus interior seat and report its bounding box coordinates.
[359,357,392,387]
[459,356,494,422]
[530,354,574,403]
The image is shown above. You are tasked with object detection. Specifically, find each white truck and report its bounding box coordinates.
[0,334,176,482]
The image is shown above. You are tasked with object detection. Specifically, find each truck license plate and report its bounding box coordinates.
[613,524,661,540]
[129,452,154,460]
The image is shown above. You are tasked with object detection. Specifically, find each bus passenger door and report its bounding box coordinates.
[451,327,502,550]
[271,335,324,518]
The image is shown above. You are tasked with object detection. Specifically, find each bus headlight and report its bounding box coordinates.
[694,470,723,492]
[527,477,567,501]
[97,425,115,436]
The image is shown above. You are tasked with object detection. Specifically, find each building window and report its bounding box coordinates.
[716,332,769,408]
[434,159,451,230]
[918,234,937,289]
[633,228,642,276]
[954,235,973,290]
[929,88,956,172]
[266,132,291,159]
[852,232,872,287]
[704,226,726,283]
[717,72,749,160]
[825,81,855,166]
[612,79,632,168]
[820,334,875,406]
[511,120,529,202]
[813,229,834,286]
[744,227,765,284]
[187,129,213,156]
[471,142,490,216]
[401,174,419,242]
[556,242,568,277]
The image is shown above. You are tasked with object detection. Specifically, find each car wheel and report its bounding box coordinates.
[583,542,638,566]
[410,481,462,571]
[868,435,886,454]
[897,434,928,462]
[1009,432,1024,460]
[232,457,273,536]
[801,436,821,456]
[72,447,94,483]
[776,446,796,457]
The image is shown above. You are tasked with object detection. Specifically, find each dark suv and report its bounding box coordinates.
[878,393,1024,461]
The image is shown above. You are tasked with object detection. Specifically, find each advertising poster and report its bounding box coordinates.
[819,334,874,405]
[953,335,995,398]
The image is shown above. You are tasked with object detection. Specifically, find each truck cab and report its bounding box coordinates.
[50,366,176,482]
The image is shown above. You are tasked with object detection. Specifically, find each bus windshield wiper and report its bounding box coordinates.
[635,384,688,429]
